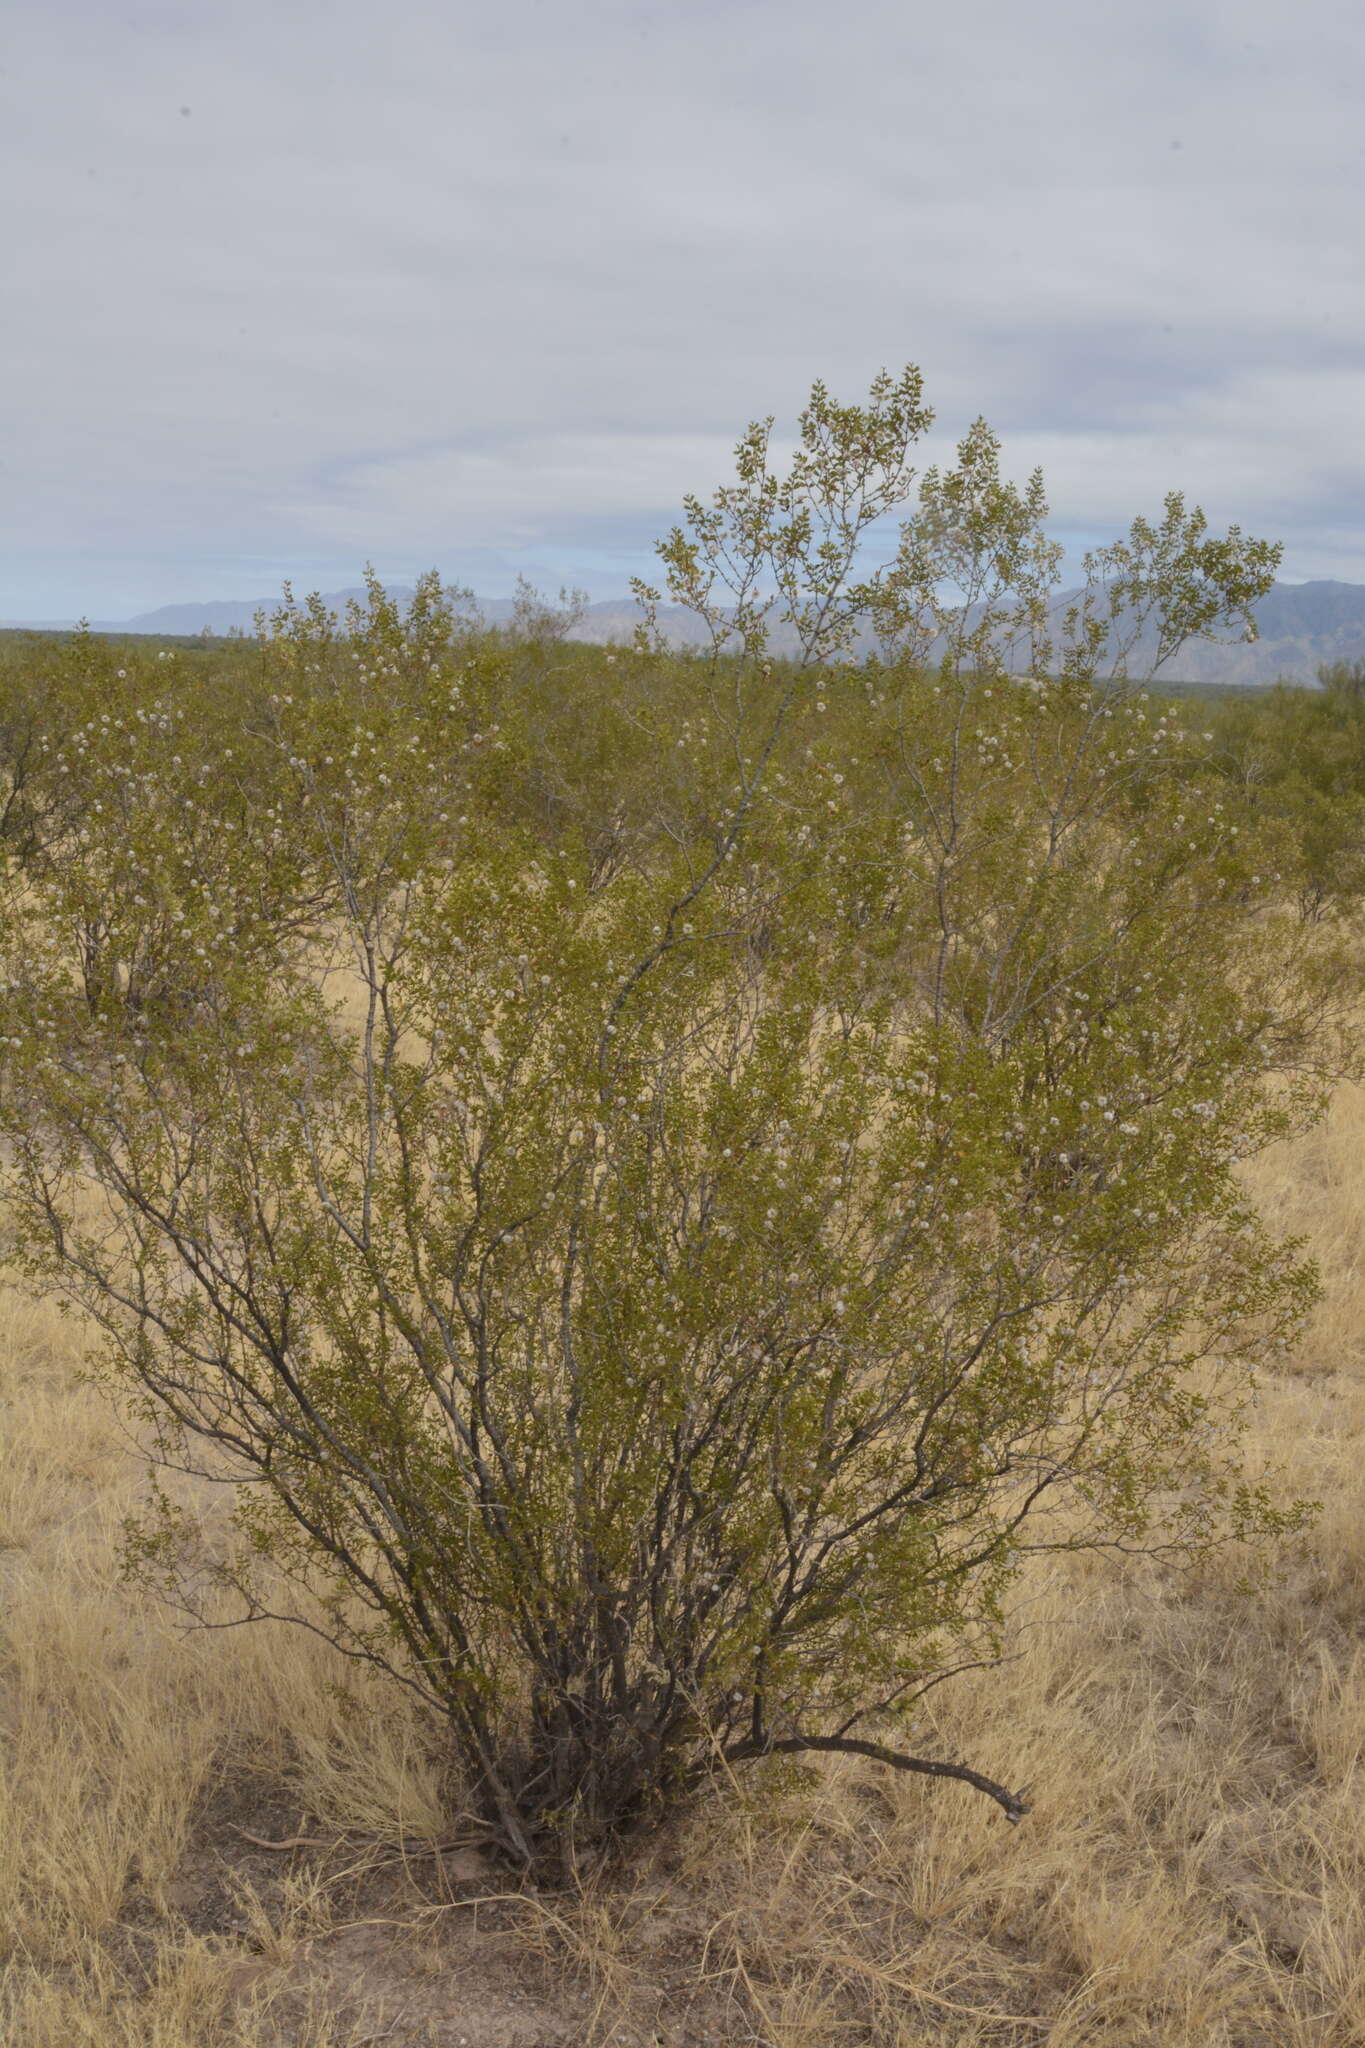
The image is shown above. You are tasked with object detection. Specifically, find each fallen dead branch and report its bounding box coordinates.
[230,1824,489,1860]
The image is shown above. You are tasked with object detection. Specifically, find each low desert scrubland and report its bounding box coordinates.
[6,371,1365,2043]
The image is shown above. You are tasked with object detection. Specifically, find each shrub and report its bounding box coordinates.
[0,370,1343,1879]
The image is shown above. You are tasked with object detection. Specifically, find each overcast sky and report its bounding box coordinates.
[5,0,1363,620]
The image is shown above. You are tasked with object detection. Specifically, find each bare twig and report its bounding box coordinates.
[231,1824,490,1858]
[720,1734,1031,1824]
[232,1829,341,1851]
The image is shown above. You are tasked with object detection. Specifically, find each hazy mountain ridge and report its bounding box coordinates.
[6,579,1365,685]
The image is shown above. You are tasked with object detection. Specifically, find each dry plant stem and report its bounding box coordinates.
[232,1830,341,1851]
[348,2012,409,2046]
[232,1824,490,1857]
[325,1898,517,1933]
[720,1733,1031,1823]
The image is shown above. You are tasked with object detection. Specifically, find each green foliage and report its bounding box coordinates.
[1202,671,1365,919]
[634,369,1281,685]
[1318,655,1365,704]
[0,371,1349,1877]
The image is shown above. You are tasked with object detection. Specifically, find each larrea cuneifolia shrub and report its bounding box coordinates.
[0,369,1351,1878]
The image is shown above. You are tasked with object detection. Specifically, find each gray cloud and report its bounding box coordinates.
[5,0,1363,617]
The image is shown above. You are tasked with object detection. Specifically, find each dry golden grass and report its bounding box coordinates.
[5,1085,1365,2043]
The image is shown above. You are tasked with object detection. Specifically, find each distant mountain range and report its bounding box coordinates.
[6,578,1365,687]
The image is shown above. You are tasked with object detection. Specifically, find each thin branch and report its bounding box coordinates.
[719,1732,1030,1824]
